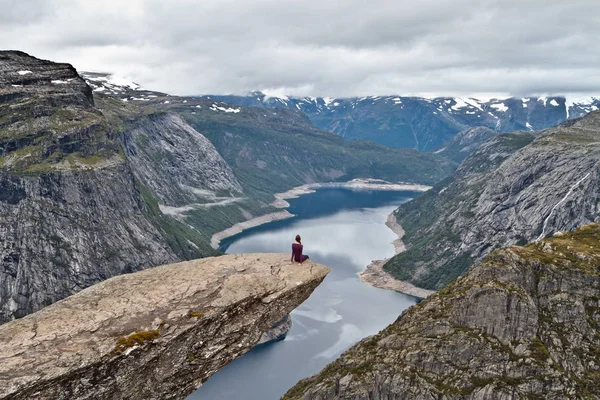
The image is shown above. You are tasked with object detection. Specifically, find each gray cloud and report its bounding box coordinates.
[1,0,599,98]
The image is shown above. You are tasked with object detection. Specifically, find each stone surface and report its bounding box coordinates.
[0,253,330,400]
[284,224,600,399]
[257,314,293,345]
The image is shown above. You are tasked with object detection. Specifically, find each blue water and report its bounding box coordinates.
[188,188,419,400]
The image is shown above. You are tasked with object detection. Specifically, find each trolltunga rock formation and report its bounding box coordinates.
[0,253,329,400]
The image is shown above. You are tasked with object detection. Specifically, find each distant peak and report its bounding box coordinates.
[260,88,289,101]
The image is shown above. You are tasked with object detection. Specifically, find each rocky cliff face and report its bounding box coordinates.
[202,92,600,151]
[0,253,330,400]
[121,112,242,206]
[0,165,179,322]
[284,224,600,399]
[0,51,193,323]
[385,111,600,290]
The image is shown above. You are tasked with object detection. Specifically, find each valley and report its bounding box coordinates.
[0,51,451,323]
[2,48,600,400]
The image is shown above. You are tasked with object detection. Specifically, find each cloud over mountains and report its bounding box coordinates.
[1,0,599,97]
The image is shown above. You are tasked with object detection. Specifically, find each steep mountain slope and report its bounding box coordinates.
[435,126,497,163]
[284,224,600,399]
[120,111,242,206]
[0,52,231,322]
[384,111,600,291]
[205,92,600,151]
[0,51,171,322]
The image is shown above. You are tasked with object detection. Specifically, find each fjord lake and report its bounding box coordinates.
[188,188,420,400]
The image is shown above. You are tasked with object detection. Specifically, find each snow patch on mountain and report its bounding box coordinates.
[323,97,335,106]
[451,97,483,111]
[81,72,141,94]
[490,103,508,112]
[261,89,289,102]
[210,104,241,113]
[451,98,469,110]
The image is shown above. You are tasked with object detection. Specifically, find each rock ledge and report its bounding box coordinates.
[0,253,329,400]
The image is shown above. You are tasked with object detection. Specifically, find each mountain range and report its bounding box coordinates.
[204,91,600,151]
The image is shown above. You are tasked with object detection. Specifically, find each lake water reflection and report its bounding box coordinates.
[188,188,420,400]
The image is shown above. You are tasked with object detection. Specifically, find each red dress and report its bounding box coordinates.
[291,243,309,263]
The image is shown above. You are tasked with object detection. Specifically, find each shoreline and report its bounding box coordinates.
[358,213,435,299]
[272,179,431,208]
[211,178,432,250]
[210,211,295,249]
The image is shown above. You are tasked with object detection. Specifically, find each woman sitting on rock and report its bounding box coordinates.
[291,234,309,264]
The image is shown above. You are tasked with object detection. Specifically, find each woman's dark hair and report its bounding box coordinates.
[295,235,301,243]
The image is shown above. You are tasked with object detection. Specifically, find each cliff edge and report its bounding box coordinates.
[0,253,329,400]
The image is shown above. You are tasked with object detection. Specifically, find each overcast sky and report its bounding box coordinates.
[2,0,599,98]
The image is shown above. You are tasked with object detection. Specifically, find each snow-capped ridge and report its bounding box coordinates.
[81,72,141,94]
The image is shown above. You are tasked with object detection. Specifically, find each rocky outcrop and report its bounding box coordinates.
[385,112,600,290]
[284,224,600,399]
[0,253,330,400]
